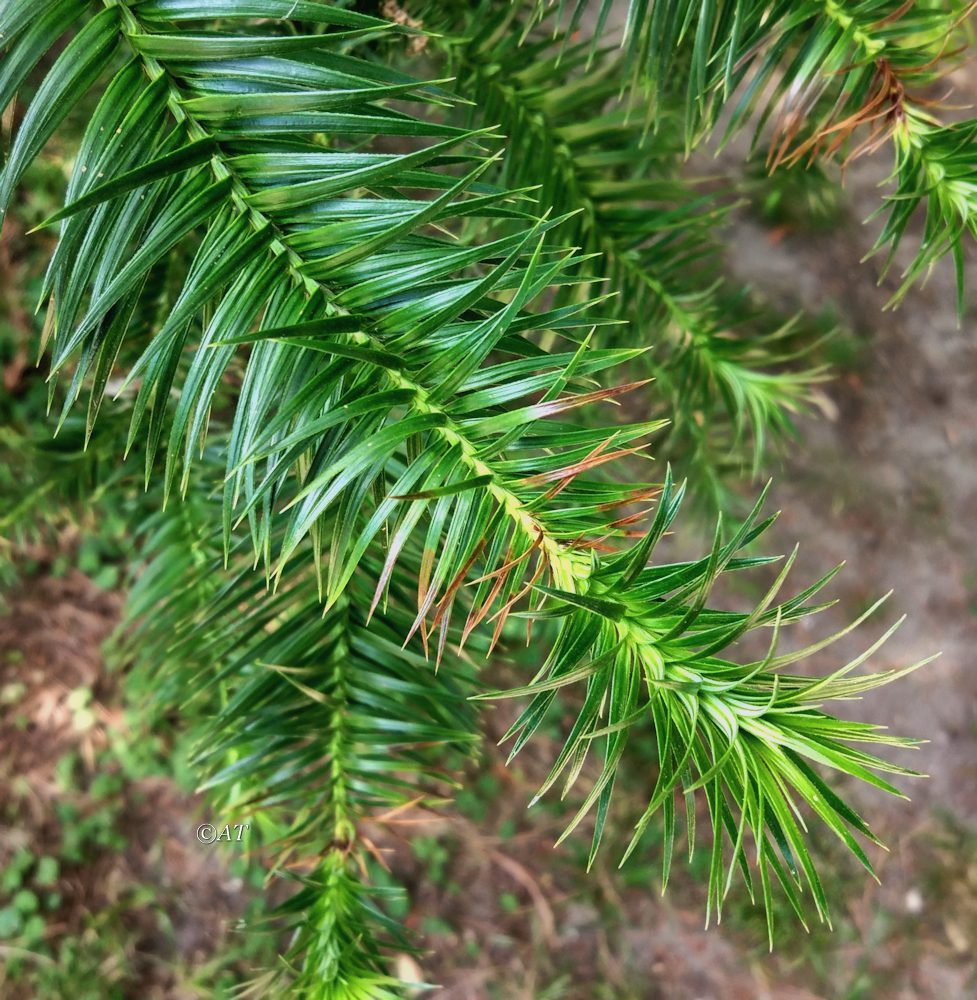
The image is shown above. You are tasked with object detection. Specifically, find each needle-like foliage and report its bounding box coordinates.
[492,474,929,945]
[530,0,977,309]
[428,3,827,487]
[1,1,970,994]
[125,490,478,995]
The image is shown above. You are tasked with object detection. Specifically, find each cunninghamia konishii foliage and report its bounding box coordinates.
[0,0,969,994]
[126,488,480,995]
[426,2,830,495]
[529,0,977,308]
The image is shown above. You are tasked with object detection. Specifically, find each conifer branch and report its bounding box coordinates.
[0,2,957,992]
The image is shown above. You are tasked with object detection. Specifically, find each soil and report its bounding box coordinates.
[0,566,255,998]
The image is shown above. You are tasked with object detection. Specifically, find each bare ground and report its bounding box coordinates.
[0,566,256,998]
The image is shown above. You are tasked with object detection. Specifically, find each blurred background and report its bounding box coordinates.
[2,29,977,1000]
